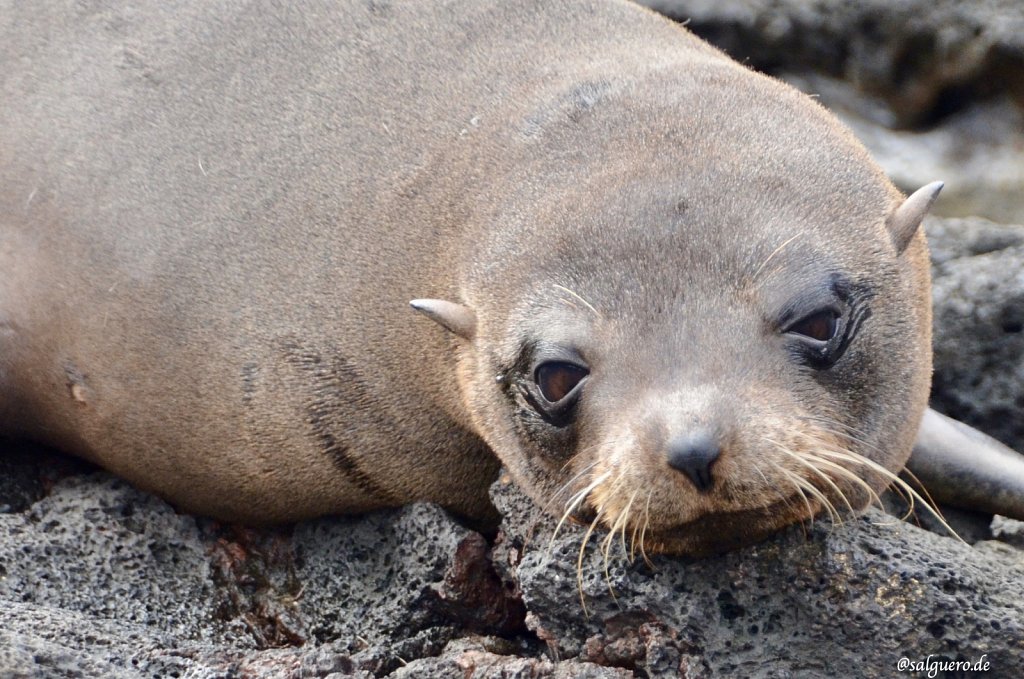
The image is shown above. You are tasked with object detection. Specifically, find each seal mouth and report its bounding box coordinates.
[562,480,834,556]
[643,495,819,556]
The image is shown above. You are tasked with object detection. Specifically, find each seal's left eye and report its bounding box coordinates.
[535,362,588,403]
[788,310,839,342]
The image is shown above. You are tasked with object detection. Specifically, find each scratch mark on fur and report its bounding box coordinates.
[281,340,397,503]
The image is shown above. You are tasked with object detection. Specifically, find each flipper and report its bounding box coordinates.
[907,408,1024,520]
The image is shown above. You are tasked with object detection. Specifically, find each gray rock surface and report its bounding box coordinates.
[3,456,1023,678]
[491,478,1024,679]
[927,217,1024,450]
[992,516,1024,550]
[389,638,633,679]
[0,475,225,644]
[0,464,529,678]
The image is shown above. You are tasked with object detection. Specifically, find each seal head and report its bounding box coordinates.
[416,68,939,555]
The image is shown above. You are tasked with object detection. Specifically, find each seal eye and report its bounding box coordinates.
[535,362,588,403]
[788,310,838,342]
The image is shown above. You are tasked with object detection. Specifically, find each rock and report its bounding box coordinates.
[6,463,1022,677]
[926,215,1024,265]
[640,0,1024,126]
[640,0,1024,226]
[0,440,46,515]
[291,504,524,674]
[0,473,227,644]
[788,75,1024,224]
[826,92,1024,224]
[927,216,1024,450]
[390,637,633,679]
[0,439,92,515]
[0,461,521,677]
[491,477,1024,678]
[991,516,1024,550]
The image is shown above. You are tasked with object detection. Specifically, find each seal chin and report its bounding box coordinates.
[642,496,821,556]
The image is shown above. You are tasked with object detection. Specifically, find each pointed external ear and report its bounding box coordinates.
[409,299,477,340]
[886,181,943,254]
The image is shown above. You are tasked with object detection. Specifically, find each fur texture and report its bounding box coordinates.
[1,1,931,551]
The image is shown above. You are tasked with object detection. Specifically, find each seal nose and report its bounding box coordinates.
[667,431,720,492]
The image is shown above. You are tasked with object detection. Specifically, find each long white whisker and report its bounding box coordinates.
[550,469,611,551]
[576,512,603,617]
[768,460,817,526]
[769,441,844,523]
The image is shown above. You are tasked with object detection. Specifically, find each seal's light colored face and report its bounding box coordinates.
[507,271,891,555]
[405,39,945,554]
[420,180,940,556]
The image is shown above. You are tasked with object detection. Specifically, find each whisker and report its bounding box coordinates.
[550,469,610,551]
[797,421,919,513]
[800,450,883,507]
[602,490,635,570]
[813,446,921,518]
[770,422,946,533]
[618,490,638,558]
[553,283,602,319]
[797,416,889,458]
[600,488,636,603]
[774,458,835,526]
[638,493,653,567]
[526,452,604,552]
[896,465,944,521]
[752,233,801,281]
[768,460,817,526]
[629,510,641,563]
[576,512,603,617]
[767,437,868,516]
[579,469,628,611]
[803,441,962,542]
[769,459,816,539]
[542,459,601,515]
[769,442,844,523]
[751,457,803,516]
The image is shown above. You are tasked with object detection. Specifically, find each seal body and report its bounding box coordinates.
[1,0,935,552]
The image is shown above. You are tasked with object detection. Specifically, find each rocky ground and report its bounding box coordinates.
[4,1,1024,677]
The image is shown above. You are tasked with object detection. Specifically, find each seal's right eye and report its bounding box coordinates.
[535,362,588,403]
[788,310,839,342]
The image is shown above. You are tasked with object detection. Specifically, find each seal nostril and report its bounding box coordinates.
[667,431,720,493]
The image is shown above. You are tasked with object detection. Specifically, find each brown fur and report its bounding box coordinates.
[1,0,933,551]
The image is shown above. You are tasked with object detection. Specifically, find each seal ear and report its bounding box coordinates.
[410,299,477,340]
[886,181,943,254]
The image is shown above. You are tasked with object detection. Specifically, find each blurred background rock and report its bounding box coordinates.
[641,0,1024,223]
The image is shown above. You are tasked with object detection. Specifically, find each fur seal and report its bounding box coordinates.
[0,0,1021,554]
